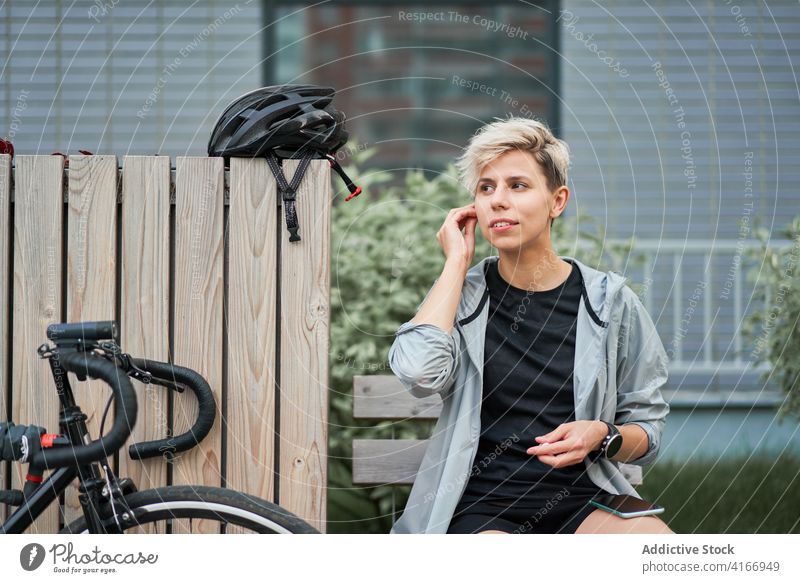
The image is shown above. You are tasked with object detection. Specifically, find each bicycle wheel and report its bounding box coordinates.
[60,485,319,534]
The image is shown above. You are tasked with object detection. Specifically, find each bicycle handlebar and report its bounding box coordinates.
[27,319,215,467]
[29,350,137,470]
[126,358,216,460]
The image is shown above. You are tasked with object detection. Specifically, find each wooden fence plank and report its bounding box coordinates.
[117,156,171,533]
[278,160,329,533]
[3,155,332,532]
[63,155,118,527]
[11,155,64,533]
[0,154,10,522]
[173,157,224,533]
[226,158,277,512]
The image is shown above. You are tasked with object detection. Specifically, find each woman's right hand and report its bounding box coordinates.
[437,204,478,270]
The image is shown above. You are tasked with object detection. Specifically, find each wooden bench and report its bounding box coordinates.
[352,375,642,517]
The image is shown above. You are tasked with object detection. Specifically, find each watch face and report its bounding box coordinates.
[605,434,623,458]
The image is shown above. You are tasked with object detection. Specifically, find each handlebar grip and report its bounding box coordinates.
[28,351,137,469]
[126,359,216,460]
[47,321,117,343]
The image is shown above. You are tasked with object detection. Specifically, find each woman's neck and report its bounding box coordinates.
[496,246,572,292]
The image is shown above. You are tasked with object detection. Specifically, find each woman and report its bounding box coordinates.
[388,116,673,534]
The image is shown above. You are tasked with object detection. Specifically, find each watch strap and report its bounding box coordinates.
[589,421,618,462]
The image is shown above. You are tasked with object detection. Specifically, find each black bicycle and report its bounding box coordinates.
[0,321,317,534]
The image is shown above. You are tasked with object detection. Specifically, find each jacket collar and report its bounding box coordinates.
[456,254,628,329]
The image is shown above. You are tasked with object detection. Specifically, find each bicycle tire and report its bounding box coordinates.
[59,485,319,534]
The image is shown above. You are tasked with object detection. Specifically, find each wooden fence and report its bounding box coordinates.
[0,154,329,533]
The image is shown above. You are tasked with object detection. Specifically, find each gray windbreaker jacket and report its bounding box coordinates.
[387,255,670,534]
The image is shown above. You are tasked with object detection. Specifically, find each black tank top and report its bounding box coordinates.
[457,258,602,509]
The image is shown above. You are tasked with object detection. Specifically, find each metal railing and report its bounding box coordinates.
[605,238,791,384]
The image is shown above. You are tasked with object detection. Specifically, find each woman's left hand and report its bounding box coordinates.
[526,421,608,468]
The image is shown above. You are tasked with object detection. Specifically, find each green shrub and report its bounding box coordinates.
[742,216,800,422]
[639,450,800,533]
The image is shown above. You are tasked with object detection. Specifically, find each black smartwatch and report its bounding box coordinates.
[591,421,623,461]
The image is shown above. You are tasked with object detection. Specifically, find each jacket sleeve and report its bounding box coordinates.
[613,286,670,466]
[387,279,461,399]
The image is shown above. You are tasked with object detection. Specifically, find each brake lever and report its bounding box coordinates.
[145,377,186,393]
[116,352,185,393]
[116,352,153,384]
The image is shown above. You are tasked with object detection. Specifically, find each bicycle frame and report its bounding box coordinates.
[1,348,126,534]
[2,466,78,533]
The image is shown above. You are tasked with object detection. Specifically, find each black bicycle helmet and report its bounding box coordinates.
[208,84,348,159]
[208,85,361,242]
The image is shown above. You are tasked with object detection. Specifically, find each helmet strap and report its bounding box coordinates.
[265,147,315,243]
[326,154,362,201]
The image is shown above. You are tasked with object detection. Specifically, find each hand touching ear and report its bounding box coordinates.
[437,204,477,269]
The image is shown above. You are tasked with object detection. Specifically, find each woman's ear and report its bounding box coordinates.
[550,185,570,219]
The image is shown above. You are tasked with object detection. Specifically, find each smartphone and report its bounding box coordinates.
[589,494,664,518]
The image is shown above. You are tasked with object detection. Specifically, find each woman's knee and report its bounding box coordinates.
[652,518,675,534]
[630,515,674,534]
[576,508,674,534]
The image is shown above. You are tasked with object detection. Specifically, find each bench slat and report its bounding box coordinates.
[353,375,442,419]
[353,439,429,484]
[353,439,642,486]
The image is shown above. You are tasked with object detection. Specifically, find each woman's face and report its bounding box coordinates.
[473,149,568,252]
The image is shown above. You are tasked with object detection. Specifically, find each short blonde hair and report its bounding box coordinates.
[455,116,571,195]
